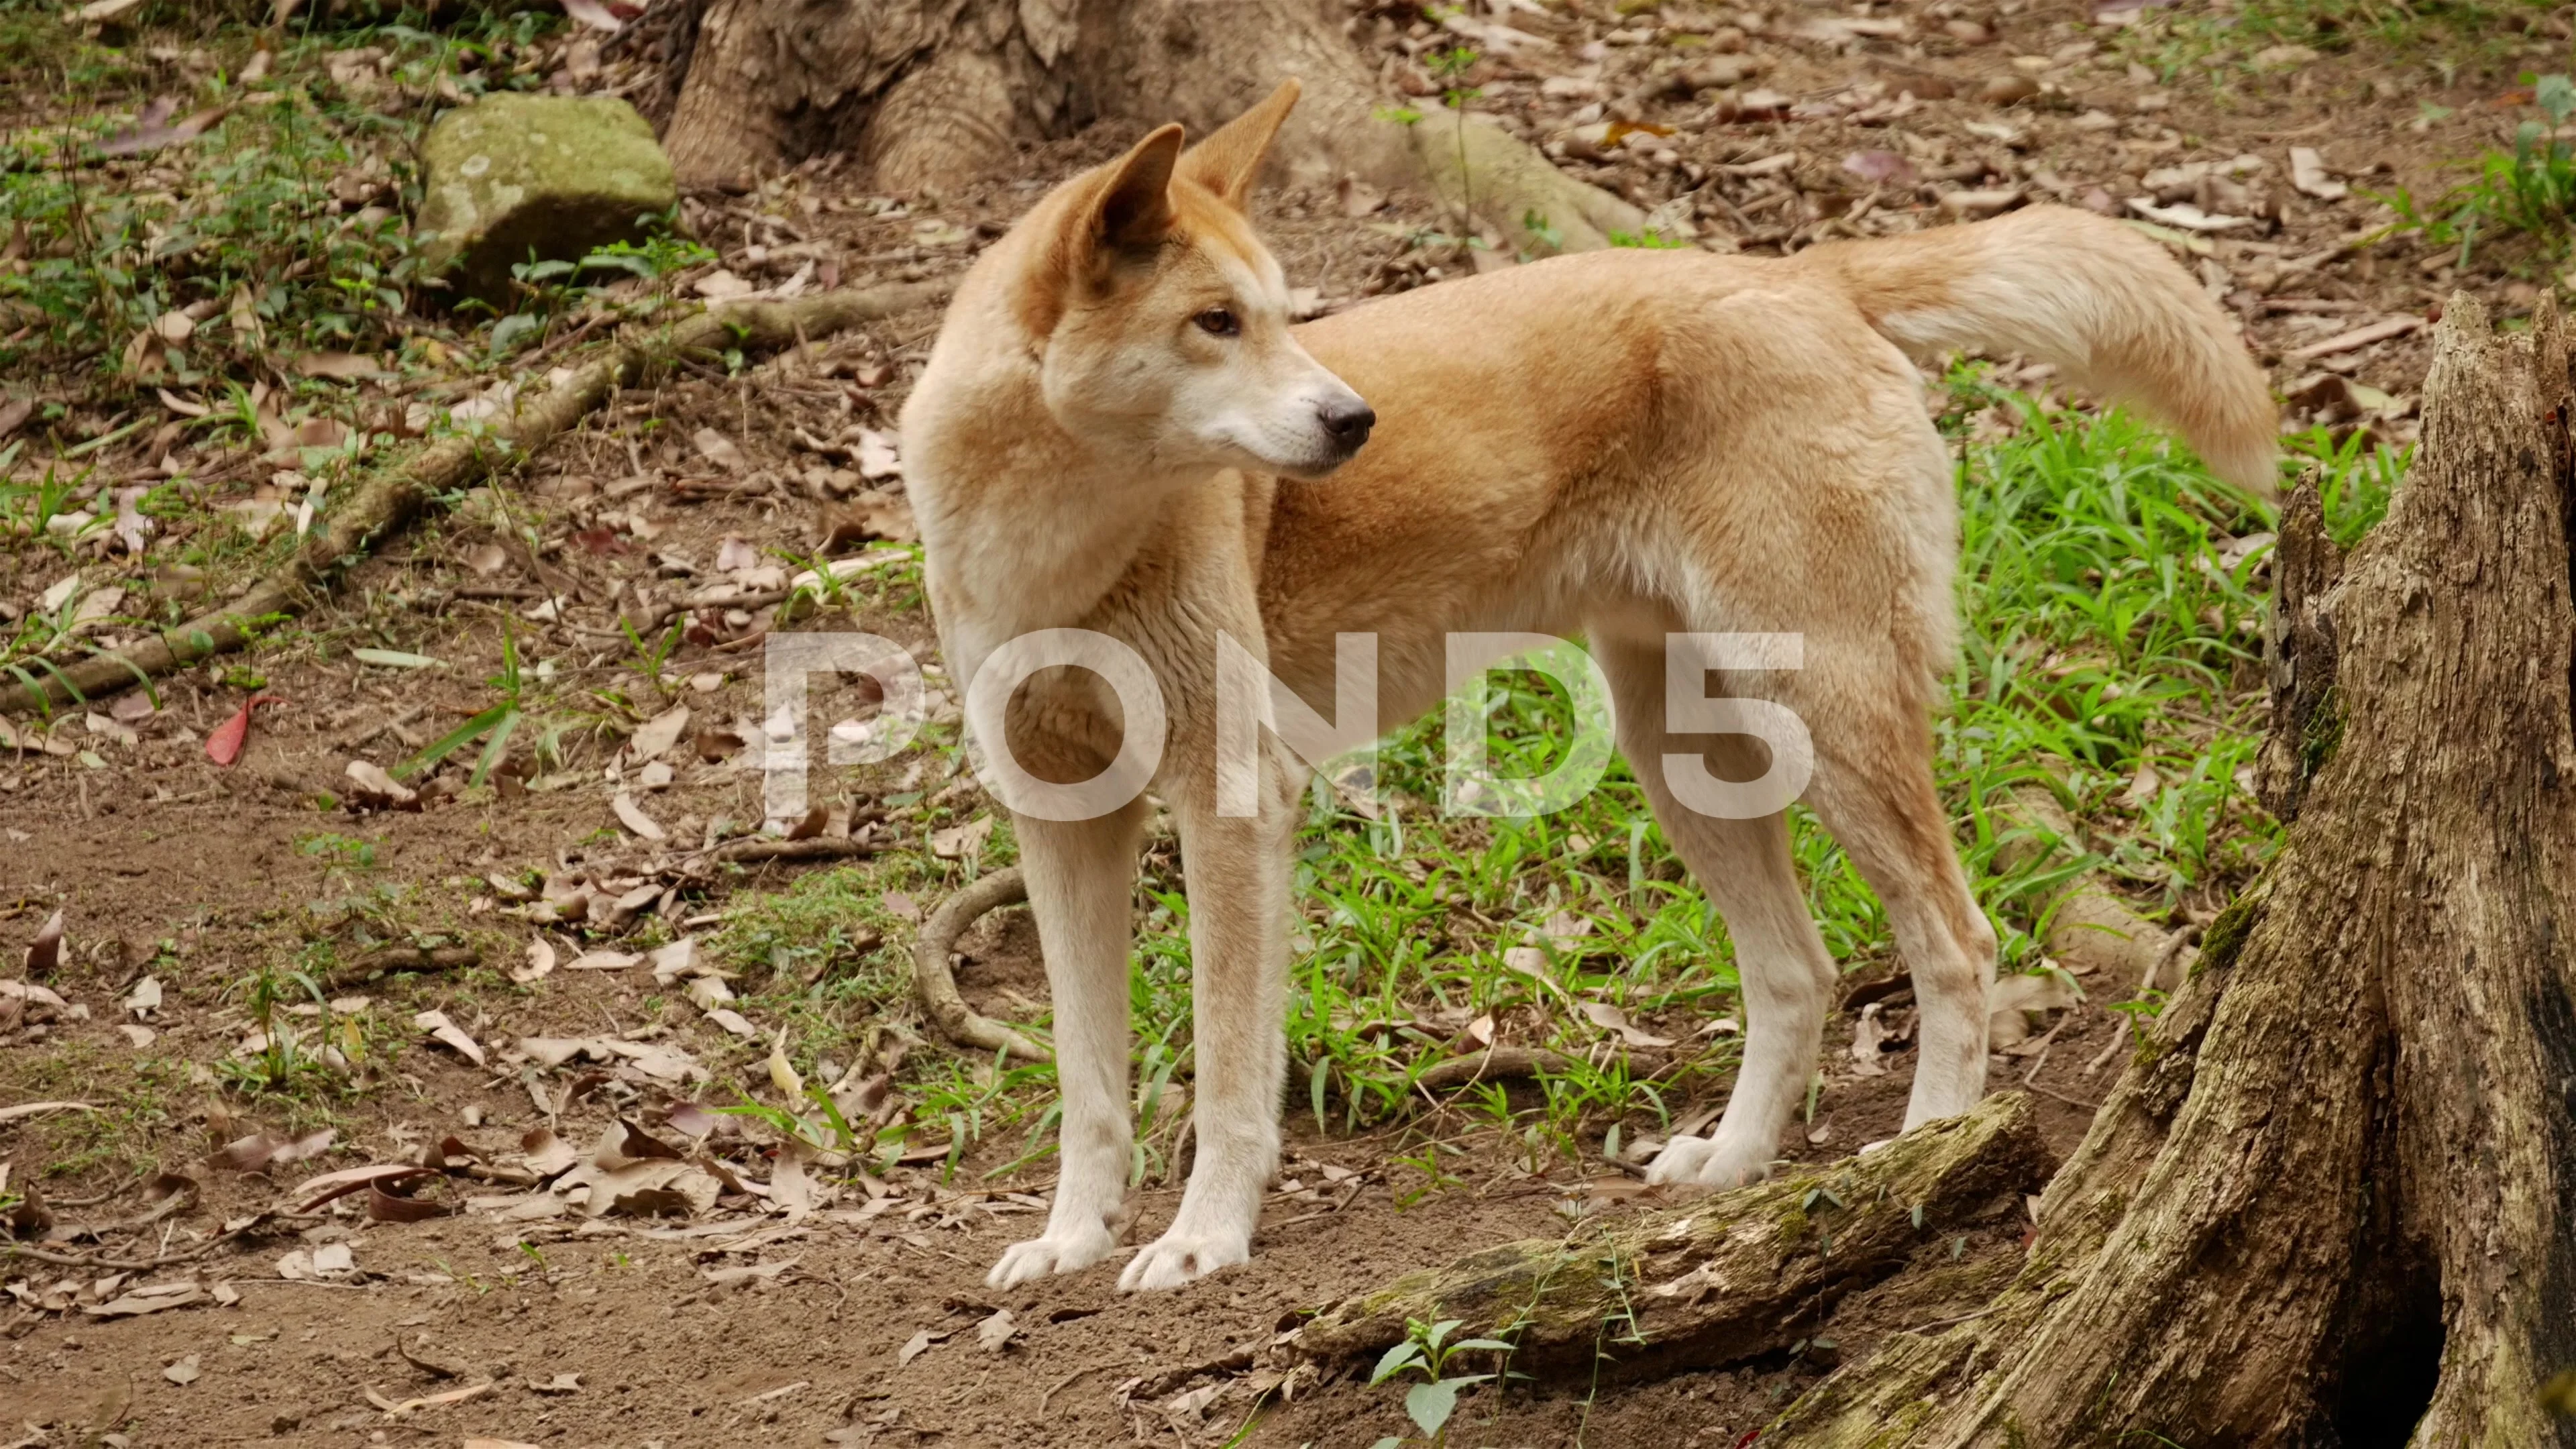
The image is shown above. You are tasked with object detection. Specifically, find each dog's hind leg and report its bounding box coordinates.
[1597,634,1839,1189]
[1798,696,1998,1129]
[987,800,1150,1288]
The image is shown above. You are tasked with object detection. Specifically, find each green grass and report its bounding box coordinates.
[701,375,2405,1187]
[2118,0,2563,83]
[2372,73,2576,269]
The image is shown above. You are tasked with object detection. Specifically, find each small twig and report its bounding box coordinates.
[1040,1361,1120,1411]
[718,836,882,864]
[2023,1083,2102,1113]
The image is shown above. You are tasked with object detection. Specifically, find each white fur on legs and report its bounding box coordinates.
[987,805,1146,1288]
[1599,635,1840,1192]
[1120,793,1293,1291]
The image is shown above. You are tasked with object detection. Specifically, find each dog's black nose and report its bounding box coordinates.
[1320,398,1375,451]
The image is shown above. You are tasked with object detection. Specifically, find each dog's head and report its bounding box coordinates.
[1010,81,1373,479]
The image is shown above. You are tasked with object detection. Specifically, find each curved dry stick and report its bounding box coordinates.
[1413,1045,1585,1091]
[911,865,1048,1061]
[0,279,951,717]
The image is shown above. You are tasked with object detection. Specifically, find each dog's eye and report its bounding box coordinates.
[1193,307,1240,337]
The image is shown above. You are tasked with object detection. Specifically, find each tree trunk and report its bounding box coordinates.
[657,0,1411,193]
[1760,293,2576,1446]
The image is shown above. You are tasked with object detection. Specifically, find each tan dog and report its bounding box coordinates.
[902,81,2274,1291]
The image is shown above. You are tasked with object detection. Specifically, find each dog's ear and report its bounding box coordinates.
[1018,124,1184,337]
[1175,79,1301,209]
[1081,123,1185,261]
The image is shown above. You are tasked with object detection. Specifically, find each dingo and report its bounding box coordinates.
[901,81,2274,1291]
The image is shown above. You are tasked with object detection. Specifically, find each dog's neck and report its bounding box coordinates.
[906,317,1202,651]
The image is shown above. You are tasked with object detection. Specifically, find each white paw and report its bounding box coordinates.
[1116,1230,1249,1292]
[1644,1132,1776,1189]
[987,1222,1120,1288]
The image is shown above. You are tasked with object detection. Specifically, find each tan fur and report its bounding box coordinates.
[902,83,2276,1292]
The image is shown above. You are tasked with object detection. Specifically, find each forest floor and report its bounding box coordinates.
[0,0,2544,1442]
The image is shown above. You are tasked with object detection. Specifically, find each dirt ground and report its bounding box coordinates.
[3,0,2555,1442]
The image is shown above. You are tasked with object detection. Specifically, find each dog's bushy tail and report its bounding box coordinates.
[1794,205,2279,499]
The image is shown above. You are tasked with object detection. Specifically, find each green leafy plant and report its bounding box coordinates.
[397,616,527,785]
[217,959,336,1098]
[1368,1316,1517,1446]
[714,1081,865,1156]
[2373,72,2576,264]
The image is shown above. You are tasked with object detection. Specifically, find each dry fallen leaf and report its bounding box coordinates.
[98,95,228,157]
[767,1028,804,1098]
[613,792,667,841]
[693,427,750,470]
[2288,146,2348,201]
[24,909,63,975]
[977,1307,1018,1352]
[292,350,382,380]
[343,759,418,808]
[162,1354,201,1385]
[1578,1000,1676,1049]
[562,949,641,971]
[413,1010,486,1067]
[929,814,993,860]
[1841,149,1918,187]
[1849,1002,1890,1076]
[630,704,691,762]
[513,938,556,985]
[897,1328,949,1366]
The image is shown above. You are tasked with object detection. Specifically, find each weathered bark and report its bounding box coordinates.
[1758,294,2576,1446]
[1293,1093,2053,1377]
[660,0,1410,192]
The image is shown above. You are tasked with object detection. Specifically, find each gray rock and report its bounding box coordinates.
[417,93,677,303]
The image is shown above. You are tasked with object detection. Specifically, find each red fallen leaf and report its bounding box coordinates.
[204,694,282,766]
[569,527,631,555]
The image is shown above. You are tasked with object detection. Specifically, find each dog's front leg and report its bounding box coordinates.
[1118,794,1294,1291]
[987,802,1148,1287]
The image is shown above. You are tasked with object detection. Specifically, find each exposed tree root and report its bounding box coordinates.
[1414,115,1649,254]
[911,865,1047,1062]
[0,279,949,718]
[1291,1093,2051,1377]
[1994,786,2184,988]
